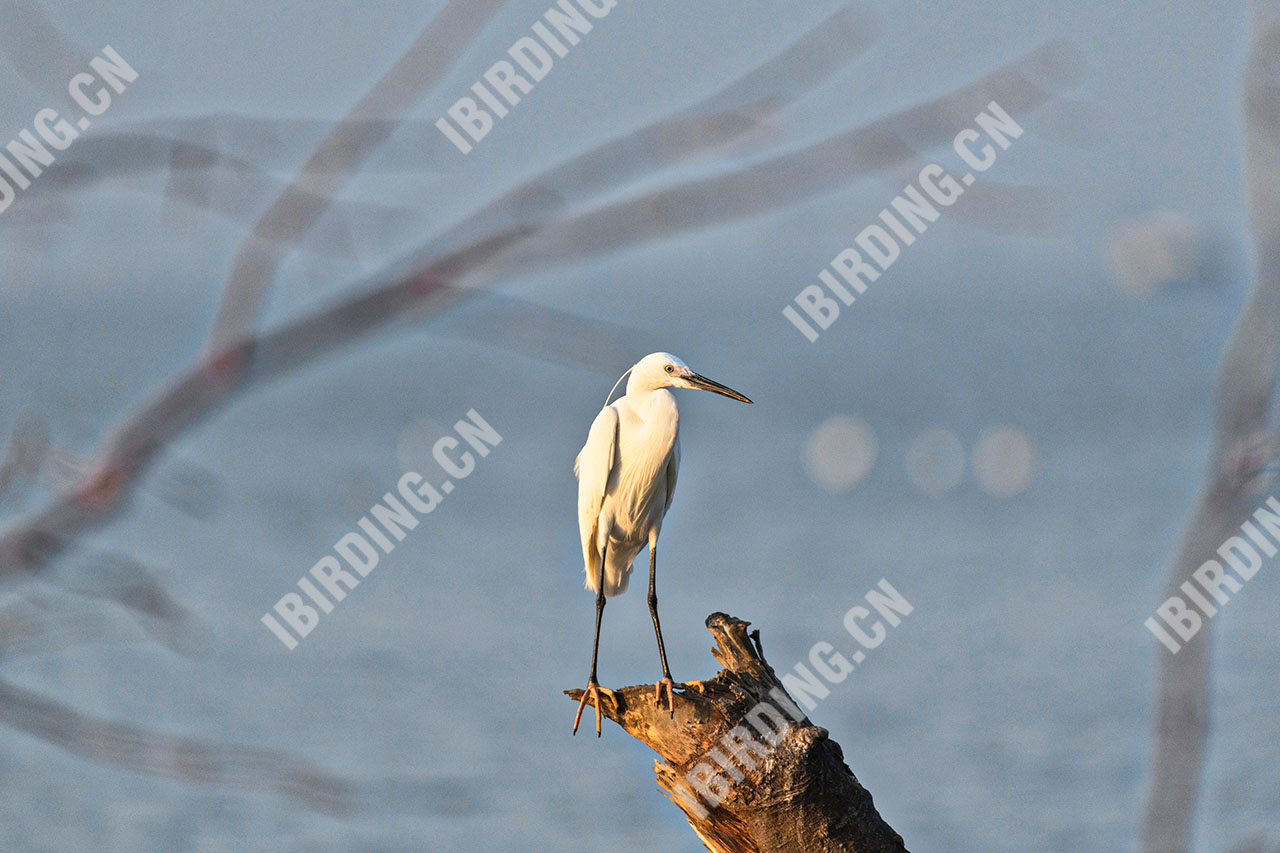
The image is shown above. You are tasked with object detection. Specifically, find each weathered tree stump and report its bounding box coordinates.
[566,613,908,853]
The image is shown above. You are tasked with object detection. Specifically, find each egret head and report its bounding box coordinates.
[627,352,753,403]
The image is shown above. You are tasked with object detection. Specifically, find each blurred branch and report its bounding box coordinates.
[0,676,355,815]
[205,0,515,353]
[205,3,881,345]
[0,0,89,97]
[0,592,137,662]
[0,9,880,265]
[0,128,440,263]
[0,411,48,504]
[1139,7,1280,851]
[460,41,1078,288]
[51,550,210,657]
[411,5,881,265]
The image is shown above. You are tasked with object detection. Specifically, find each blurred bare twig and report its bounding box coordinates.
[0,676,356,815]
[0,411,48,503]
[205,0,516,354]
[458,41,1076,289]
[0,0,89,98]
[1140,4,1280,850]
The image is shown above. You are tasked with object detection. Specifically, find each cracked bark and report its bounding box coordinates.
[566,613,908,853]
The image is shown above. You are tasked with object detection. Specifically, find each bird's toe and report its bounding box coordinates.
[572,681,615,737]
[655,677,684,715]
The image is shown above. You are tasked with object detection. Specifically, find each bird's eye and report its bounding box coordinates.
[664,364,674,373]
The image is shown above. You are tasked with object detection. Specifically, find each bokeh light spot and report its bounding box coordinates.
[802,415,878,493]
[972,426,1036,497]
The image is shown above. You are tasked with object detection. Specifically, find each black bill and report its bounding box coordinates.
[689,372,753,404]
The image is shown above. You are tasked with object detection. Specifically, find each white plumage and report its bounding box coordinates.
[575,377,679,598]
[571,352,752,736]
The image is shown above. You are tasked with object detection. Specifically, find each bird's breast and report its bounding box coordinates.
[606,424,677,542]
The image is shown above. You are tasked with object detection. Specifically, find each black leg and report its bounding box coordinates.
[648,541,673,681]
[589,545,607,685]
[574,543,614,736]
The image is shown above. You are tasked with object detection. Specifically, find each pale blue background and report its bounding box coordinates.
[0,1,1272,850]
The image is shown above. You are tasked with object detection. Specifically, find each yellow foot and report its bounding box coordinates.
[572,681,617,737]
[655,676,684,715]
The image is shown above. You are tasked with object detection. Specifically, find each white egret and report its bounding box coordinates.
[572,352,752,736]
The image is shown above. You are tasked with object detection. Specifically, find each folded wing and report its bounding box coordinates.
[575,405,619,592]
